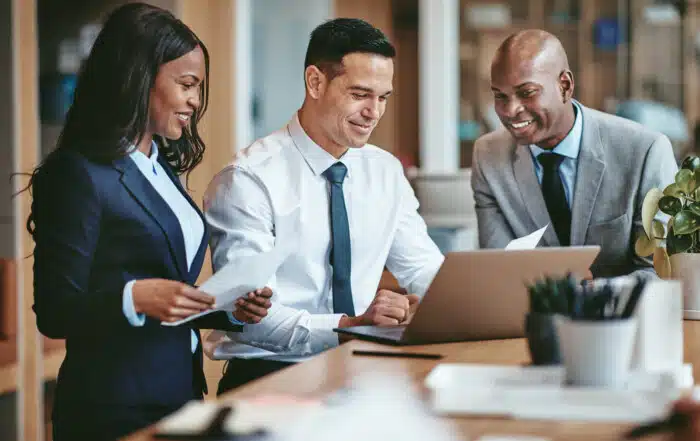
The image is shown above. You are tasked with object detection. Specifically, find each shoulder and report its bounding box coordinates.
[581,105,669,152]
[35,149,111,189]
[204,128,291,206]
[473,128,516,165]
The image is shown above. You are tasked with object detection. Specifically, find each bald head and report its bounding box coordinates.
[489,29,576,150]
[493,29,570,77]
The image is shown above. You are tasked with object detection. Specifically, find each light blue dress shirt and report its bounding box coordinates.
[528,101,583,208]
[121,142,205,353]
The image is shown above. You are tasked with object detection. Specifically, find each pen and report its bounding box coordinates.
[623,411,689,439]
[352,350,443,359]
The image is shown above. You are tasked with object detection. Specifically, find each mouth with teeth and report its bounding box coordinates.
[510,120,532,129]
[349,120,374,135]
[176,113,191,126]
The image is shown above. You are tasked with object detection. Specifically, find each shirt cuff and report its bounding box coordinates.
[308,313,344,352]
[226,311,247,326]
[122,280,146,327]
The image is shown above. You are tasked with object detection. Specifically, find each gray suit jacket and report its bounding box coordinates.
[471,104,678,278]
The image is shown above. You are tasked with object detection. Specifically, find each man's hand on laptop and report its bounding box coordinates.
[338,290,413,328]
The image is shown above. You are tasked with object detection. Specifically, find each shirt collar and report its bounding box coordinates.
[529,100,583,160]
[288,112,353,179]
[128,140,160,166]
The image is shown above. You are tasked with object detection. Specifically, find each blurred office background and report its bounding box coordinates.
[0,0,699,440]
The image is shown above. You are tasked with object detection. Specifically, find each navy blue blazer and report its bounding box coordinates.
[31,148,240,408]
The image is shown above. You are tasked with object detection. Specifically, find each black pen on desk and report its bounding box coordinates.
[623,411,689,439]
[352,350,443,359]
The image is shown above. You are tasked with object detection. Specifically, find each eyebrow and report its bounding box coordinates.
[178,74,201,82]
[349,85,393,96]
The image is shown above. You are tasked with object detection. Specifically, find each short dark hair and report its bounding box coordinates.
[304,18,396,80]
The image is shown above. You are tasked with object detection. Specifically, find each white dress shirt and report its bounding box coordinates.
[121,142,205,353]
[204,113,444,361]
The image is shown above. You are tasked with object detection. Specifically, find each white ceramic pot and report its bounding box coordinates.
[670,253,700,317]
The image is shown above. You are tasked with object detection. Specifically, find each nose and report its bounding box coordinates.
[187,90,201,111]
[361,98,381,120]
[501,97,524,119]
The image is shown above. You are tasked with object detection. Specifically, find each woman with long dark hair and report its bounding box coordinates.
[26,3,270,440]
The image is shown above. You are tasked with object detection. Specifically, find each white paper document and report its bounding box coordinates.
[162,208,299,327]
[505,224,548,250]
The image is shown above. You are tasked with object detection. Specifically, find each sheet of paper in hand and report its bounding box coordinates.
[505,224,549,250]
[162,207,299,326]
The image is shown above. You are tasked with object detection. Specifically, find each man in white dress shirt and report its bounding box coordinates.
[204,18,444,394]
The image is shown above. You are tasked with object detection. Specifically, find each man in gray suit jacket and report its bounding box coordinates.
[471,29,677,278]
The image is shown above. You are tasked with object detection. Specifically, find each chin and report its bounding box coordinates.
[164,128,184,140]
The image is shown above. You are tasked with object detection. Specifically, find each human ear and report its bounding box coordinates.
[305,65,327,99]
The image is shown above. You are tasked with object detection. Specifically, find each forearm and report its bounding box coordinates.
[225,303,343,355]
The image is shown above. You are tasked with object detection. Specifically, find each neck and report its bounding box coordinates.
[136,133,154,156]
[298,105,348,159]
[536,102,576,150]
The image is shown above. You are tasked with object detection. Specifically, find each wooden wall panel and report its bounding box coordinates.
[13,0,42,439]
[334,0,397,153]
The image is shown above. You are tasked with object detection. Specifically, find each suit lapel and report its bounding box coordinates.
[113,157,188,279]
[157,155,209,283]
[570,106,606,245]
[512,145,560,246]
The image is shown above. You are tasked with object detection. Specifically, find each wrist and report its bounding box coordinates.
[338,314,359,328]
[131,281,143,314]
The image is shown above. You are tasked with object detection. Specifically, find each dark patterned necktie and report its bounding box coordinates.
[537,153,571,246]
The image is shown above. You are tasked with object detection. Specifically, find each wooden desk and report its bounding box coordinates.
[125,321,700,441]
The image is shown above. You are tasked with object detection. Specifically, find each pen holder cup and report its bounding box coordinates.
[524,312,561,365]
[554,315,638,388]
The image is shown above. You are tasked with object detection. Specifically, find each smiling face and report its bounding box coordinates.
[304,52,393,154]
[148,46,205,141]
[490,50,574,149]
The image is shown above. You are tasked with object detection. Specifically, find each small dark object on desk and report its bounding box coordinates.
[623,410,689,439]
[352,350,443,359]
[153,405,269,441]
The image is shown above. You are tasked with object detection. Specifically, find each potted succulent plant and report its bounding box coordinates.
[635,155,700,313]
[525,275,577,365]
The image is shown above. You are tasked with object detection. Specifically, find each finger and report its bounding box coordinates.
[245,295,273,308]
[375,291,409,309]
[252,287,273,298]
[181,287,215,305]
[174,296,214,312]
[375,305,407,322]
[236,302,269,318]
[166,307,202,320]
[374,315,400,327]
[405,294,421,305]
[233,309,262,324]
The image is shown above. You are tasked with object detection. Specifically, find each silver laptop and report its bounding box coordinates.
[334,246,601,346]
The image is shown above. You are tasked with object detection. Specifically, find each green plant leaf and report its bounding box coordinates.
[635,233,658,257]
[651,219,665,238]
[664,183,684,197]
[659,196,683,216]
[642,188,664,238]
[672,210,700,235]
[682,155,700,171]
[689,202,700,217]
[676,169,696,194]
[668,226,694,254]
